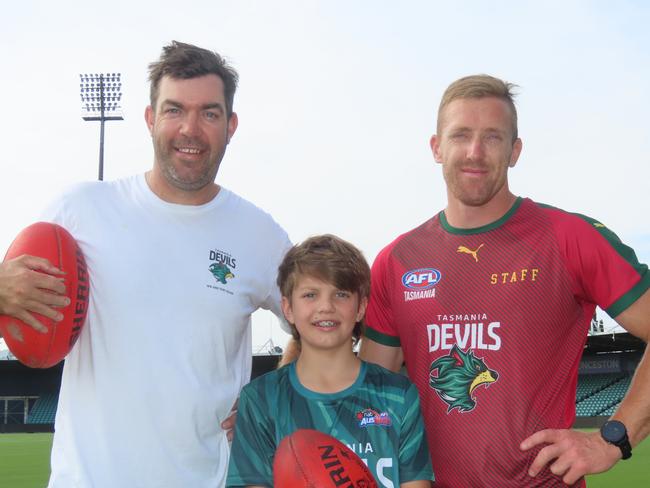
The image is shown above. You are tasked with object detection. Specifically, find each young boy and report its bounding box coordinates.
[226,234,434,488]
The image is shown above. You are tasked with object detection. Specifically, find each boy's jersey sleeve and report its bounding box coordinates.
[398,382,435,483]
[226,384,275,487]
[365,242,402,346]
[547,208,649,318]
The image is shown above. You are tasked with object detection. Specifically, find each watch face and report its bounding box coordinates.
[602,420,626,443]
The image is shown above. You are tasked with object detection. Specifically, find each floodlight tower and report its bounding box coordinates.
[80,73,124,180]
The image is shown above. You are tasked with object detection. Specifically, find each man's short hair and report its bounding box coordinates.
[438,74,519,141]
[277,234,371,343]
[148,40,239,117]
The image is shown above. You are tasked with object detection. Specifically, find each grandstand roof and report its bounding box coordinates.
[585,332,646,354]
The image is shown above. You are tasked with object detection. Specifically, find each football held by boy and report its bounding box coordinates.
[226,235,434,488]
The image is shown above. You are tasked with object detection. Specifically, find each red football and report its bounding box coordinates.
[0,222,89,368]
[273,429,377,488]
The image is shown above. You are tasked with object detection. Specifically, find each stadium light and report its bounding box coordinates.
[80,73,124,181]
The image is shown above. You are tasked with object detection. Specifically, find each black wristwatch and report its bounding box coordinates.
[600,420,632,460]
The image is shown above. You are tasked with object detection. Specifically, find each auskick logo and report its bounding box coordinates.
[356,408,392,428]
[429,345,498,413]
[457,243,484,262]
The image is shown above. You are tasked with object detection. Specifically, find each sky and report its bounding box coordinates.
[1,0,649,354]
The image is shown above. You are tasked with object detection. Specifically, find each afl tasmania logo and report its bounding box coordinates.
[402,268,442,290]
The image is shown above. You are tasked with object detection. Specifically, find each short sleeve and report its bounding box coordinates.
[547,209,649,318]
[226,385,276,487]
[365,243,401,346]
[259,233,293,333]
[398,383,435,483]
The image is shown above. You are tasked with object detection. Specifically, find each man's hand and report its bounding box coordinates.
[221,398,238,442]
[520,428,621,485]
[0,255,68,333]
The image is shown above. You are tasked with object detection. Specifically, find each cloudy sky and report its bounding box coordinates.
[1,0,649,352]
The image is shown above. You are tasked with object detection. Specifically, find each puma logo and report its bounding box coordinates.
[457,244,484,262]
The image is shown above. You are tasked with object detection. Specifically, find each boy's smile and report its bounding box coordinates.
[314,320,336,328]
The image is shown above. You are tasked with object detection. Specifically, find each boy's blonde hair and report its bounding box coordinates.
[276,234,371,366]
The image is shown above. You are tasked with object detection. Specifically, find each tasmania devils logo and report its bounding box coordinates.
[429,345,498,413]
[209,262,234,284]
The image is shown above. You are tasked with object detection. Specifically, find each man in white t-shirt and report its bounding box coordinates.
[0,41,291,488]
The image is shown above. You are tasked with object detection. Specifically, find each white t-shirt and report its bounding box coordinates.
[44,174,291,488]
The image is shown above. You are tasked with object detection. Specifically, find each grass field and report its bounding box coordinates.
[586,432,650,487]
[0,433,52,488]
[0,431,648,487]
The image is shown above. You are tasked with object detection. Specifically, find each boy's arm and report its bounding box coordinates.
[401,481,432,488]
[359,336,403,372]
[226,388,275,487]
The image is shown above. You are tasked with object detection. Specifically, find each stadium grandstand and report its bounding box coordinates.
[573,313,646,427]
[0,313,646,432]
[0,337,283,433]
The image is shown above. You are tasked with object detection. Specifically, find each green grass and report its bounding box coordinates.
[0,430,648,486]
[586,431,650,487]
[0,433,53,488]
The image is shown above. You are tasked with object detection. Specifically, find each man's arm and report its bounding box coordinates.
[521,289,650,485]
[221,398,238,442]
[609,288,650,444]
[359,336,404,373]
[0,255,68,333]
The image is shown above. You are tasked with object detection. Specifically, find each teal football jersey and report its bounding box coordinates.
[226,361,434,487]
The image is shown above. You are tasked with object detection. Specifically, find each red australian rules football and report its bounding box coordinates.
[273,429,378,488]
[0,222,89,368]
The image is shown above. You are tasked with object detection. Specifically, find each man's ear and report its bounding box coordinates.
[226,112,238,143]
[430,134,442,164]
[145,106,155,135]
[509,138,523,168]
